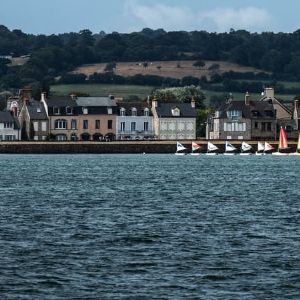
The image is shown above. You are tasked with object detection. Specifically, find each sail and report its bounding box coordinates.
[279,127,288,149]
[241,142,252,152]
[176,142,186,152]
[257,142,264,152]
[297,133,300,150]
[264,142,274,151]
[192,142,201,152]
[207,142,218,152]
[225,141,236,152]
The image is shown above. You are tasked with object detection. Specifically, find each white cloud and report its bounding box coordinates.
[124,1,271,32]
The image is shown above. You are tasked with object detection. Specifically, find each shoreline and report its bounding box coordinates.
[0,141,298,154]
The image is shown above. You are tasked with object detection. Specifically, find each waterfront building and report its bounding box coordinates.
[42,94,77,141]
[151,98,196,140]
[116,102,154,140]
[293,99,300,131]
[17,88,49,141]
[0,111,20,141]
[74,96,117,141]
[207,92,276,140]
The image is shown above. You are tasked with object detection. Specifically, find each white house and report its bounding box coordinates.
[0,111,20,141]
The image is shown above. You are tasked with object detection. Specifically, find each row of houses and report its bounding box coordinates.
[0,87,299,142]
[1,87,196,141]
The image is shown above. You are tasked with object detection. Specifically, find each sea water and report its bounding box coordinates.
[0,154,299,299]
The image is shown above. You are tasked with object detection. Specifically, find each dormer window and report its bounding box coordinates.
[171,107,180,117]
[37,107,41,113]
[66,106,73,115]
[144,108,149,116]
[82,107,88,114]
[120,108,126,116]
[108,108,112,115]
[227,110,241,120]
[132,107,137,116]
[53,106,60,115]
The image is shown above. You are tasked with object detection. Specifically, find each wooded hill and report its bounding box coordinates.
[1,25,300,96]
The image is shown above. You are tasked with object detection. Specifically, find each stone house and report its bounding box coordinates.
[16,88,48,141]
[207,92,276,140]
[116,102,154,140]
[151,99,196,140]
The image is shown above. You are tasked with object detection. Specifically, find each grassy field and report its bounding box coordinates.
[51,83,296,103]
[51,84,155,100]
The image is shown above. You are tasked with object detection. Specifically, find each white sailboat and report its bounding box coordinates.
[224,141,237,155]
[255,141,273,155]
[190,142,201,155]
[206,142,219,155]
[175,142,187,155]
[240,141,253,155]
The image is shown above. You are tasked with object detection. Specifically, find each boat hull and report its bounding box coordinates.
[223,152,236,155]
[289,152,300,156]
[272,152,289,156]
[190,153,201,156]
[206,152,218,155]
[240,153,252,155]
[175,152,186,156]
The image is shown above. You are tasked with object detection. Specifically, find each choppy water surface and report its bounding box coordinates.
[0,154,299,299]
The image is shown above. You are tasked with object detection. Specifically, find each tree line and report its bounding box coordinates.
[2,25,300,92]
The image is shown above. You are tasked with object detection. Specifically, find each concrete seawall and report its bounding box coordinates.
[0,141,297,154]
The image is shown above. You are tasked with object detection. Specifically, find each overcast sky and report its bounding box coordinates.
[1,0,300,34]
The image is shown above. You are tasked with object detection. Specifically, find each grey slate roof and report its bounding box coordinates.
[27,100,48,120]
[218,100,275,119]
[118,101,152,116]
[0,111,20,129]
[76,97,117,107]
[155,102,196,118]
[46,96,77,107]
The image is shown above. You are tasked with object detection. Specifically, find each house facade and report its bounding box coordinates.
[75,97,117,141]
[207,92,276,140]
[11,87,49,141]
[116,102,154,140]
[151,99,196,140]
[0,111,20,141]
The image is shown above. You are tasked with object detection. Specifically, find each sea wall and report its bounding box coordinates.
[0,141,297,154]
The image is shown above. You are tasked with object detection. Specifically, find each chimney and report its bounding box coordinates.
[191,97,196,108]
[41,92,47,102]
[12,106,17,117]
[264,87,274,99]
[245,91,250,105]
[19,87,32,104]
[295,99,299,111]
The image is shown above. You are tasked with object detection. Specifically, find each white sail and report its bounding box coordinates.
[192,142,201,152]
[241,142,252,152]
[207,142,218,152]
[264,142,274,151]
[176,142,186,152]
[225,141,236,152]
[257,142,264,152]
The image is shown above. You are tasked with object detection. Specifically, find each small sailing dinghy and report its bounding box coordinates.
[175,142,187,155]
[240,141,252,155]
[206,142,219,155]
[255,142,273,155]
[224,141,237,155]
[190,142,201,155]
[272,127,290,155]
[289,133,300,156]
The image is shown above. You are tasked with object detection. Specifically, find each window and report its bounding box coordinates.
[144,108,149,116]
[107,108,112,115]
[71,119,77,130]
[82,107,88,114]
[34,136,38,141]
[83,120,88,129]
[262,122,266,131]
[265,110,273,117]
[131,122,136,132]
[120,108,126,116]
[108,120,113,129]
[144,122,149,131]
[66,106,73,115]
[131,108,137,116]
[254,122,258,129]
[224,122,246,132]
[267,123,272,131]
[95,120,100,129]
[171,107,180,116]
[53,106,60,115]
[120,122,125,132]
[56,134,67,141]
[4,122,13,129]
[42,122,47,132]
[5,135,15,141]
[55,119,67,129]
[33,122,38,131]
[227,110,241,120]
